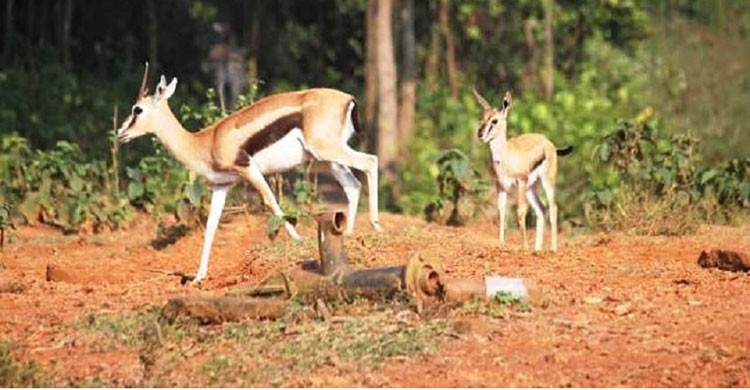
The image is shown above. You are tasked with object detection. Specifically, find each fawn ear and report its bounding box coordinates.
[502,91,512,110]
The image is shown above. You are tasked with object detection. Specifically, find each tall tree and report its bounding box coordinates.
[541,0,554,100]
[397,0,416,152]
[3,0,14,65]
[439,0,459,98]
[147,0,158,71]
[424,1,441,92]
[521,17,539,94]
[376,0,398,184]
[364,0,379,152]
[245,1,261,83]
[61,0,73,65]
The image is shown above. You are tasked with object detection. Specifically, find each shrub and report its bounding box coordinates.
[424,149,490,226]
[0,134,130,233]
[585,115,750,234]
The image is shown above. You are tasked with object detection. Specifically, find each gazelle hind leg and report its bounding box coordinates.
[330,163,361,235]
[516,180,529,250]
[497,190,507,244]
[540,176,558,252]
[244,162,301,240]
[314,146,381,232]
[193,185,229,283]
[526,187,545,252]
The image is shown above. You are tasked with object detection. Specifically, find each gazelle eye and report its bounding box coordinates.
[491,118,499,125]
[133,106,143,115]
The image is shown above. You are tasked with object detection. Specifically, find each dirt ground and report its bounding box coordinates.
[1,211,749,387]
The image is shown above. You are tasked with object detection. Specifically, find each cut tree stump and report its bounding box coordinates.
[697,249,750,273]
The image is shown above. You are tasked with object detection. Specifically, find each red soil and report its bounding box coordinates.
[1,212,748,387]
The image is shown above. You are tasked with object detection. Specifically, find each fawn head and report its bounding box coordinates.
[473,89,512,143]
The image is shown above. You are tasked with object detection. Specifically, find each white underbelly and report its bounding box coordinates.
[496,161,546,191]
[252,128,308,174]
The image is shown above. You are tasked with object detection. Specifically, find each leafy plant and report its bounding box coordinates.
[424,149,490,226]
[0,135,130,233]
[0,203,14,249]
[586,115,750,234]
[0,340,48,387]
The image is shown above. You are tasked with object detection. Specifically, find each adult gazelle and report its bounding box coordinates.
[118,63,382,283]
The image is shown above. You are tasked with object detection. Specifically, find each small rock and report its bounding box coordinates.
[583,295,604,305]
[614,304,631,316]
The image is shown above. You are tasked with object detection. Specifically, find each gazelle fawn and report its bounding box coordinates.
[473,89,573,252]
[117,63,382,283]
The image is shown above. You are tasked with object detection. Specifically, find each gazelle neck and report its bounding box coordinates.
[488,130,509,159]
[151,103,211,173]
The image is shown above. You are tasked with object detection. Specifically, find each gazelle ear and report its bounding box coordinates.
[472,88,491,111]
[164,77,178,99]
[502,91,512,110]
[155,75,178,101]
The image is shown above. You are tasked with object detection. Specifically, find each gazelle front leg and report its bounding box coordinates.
[516,179,529,250]
[315,145,382,232]
[330,163,361,235]
[526,188,545,252]
[497,190,507,244]
[193,185,229,283]
[540,176,558,252]
[244,162,302,240]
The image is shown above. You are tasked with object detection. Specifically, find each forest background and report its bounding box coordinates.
[1,0,748,236]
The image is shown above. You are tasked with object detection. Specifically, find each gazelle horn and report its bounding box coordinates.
[137,61,150,100]
[472,88,491,111]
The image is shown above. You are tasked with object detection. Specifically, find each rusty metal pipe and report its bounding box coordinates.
[443,276,533,302]
[235,256,446,306]
[315,210,348,276]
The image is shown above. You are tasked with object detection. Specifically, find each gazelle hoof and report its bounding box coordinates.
[372,221,383,233]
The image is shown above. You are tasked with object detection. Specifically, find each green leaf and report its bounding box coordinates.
[266,215,284,240]
[128,181,144,200]
[676,190,690,206]
[186,179,204,205]
[18,192,42,224]
[598,142,611,161]
[700,169,719,185]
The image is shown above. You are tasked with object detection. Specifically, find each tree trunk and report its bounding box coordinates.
[25,0,34,52]
[247,2,260,83]
[364,0,379,152]
[61,0,73,65]
[147,0,159,71]
[397,0,416,150]
[541,0,554,100]
[521,18,538,95]
[439,0,459,98]
[39,0,49,46]
[424,1,441,93]
[3,0,14,65]
[376,0,398,184]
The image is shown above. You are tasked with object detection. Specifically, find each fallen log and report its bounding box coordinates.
[698,249,750,273]
[161,295,287,324]
[0,272,25,294]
